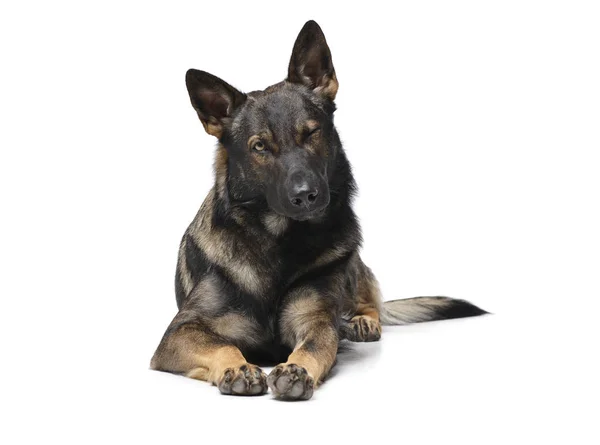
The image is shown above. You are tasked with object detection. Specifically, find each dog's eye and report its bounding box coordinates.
[308,127,321,137]
[253,141,266,152]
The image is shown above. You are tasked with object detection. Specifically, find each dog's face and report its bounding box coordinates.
[185,21,340,221]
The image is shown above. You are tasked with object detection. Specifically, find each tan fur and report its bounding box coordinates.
[201,117,223,139]
[314,72,338,101]
[285,331,337,386]
[379,297,463,325]
[210,313,263,347]
[214,145,228,198]
[279,287,338,383]
[280,289,330,344]
[176,237,194,297]
[187,275,225,314]
[313,243,352,269]
[188,190,270,296]
[151,324,247,385]
[262,212,289,236]
[356,262,383,317]
[305,119,320,132]
[352,262,383,334]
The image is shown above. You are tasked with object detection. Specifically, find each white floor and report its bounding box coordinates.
[7,311,596,445]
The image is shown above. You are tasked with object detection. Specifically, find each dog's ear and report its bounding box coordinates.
[287,20,338,101]
[185,69,246,138]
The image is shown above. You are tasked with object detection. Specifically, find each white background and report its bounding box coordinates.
[1,1,599,443]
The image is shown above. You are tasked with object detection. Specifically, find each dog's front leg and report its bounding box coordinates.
[151,315,268,396]
[267,287,339,400]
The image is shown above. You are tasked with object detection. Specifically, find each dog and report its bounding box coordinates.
[150,20,487,400]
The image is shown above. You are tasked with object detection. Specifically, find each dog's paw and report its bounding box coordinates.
[267,363,314,400]
[218,364,268,396]
[345,315,381,342]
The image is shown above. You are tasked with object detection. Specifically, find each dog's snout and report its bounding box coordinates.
[276,162,330,220]
[284,169,329,219]
[289,184,319,208]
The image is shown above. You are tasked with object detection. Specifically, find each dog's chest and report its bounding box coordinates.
[221,230,329,301]
[206,210,352,307]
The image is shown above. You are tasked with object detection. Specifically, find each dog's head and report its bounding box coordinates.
[186,21,340,221]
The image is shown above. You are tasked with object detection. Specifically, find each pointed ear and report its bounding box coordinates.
[287,20,338,101]
[185,69,246,138]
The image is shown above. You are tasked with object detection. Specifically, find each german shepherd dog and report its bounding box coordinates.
[151,21,487,400]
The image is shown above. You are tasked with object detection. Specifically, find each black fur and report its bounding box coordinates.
[436,299,490,319]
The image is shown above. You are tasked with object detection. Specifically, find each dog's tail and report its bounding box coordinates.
[380,296,488,326]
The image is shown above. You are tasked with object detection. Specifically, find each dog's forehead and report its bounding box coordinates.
[234,83,324,133]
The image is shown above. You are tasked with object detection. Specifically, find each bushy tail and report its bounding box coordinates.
[380,296,488,326]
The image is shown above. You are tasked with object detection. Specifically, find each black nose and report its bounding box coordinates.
[289,184,319,208]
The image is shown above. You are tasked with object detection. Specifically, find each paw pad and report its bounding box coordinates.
[267,364,314,400]
[218,364,268,396]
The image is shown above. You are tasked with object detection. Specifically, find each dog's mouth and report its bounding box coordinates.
[287,206,327,222]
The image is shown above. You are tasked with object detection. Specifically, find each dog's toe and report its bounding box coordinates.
[218,364,268,396]
[342,315,381,342]
[267,363,314,400]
